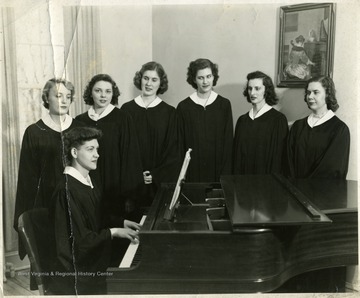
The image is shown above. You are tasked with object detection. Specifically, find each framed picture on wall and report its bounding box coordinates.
[277,3,336,87]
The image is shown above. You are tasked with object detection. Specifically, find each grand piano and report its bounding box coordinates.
[107,174,358,294]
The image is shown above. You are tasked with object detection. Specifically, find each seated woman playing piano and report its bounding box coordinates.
[50,127,141,295]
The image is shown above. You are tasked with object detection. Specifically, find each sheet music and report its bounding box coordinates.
[119,215,147,268]
[169,148,192,210]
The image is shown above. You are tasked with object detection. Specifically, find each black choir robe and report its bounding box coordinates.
[287,115,350,179]
[76,108,143,222]
[14,119,83,259]
[233,108,288,174]
[121,100,180,207]
[177,95,233,182]
[50,174,112,295]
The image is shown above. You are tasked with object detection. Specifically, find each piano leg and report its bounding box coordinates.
[274,267,347,293]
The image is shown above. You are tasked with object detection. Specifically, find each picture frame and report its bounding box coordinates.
[277,3,336,88]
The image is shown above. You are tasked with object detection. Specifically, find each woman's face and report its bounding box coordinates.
[47,83,72,116]
[247,78,266,105]
[195,68,214,95]
[92,80,113,110]
[141,70,160,98]
[72,139,100,174]
[306,82,327,113]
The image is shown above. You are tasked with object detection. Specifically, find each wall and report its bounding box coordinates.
[11,1,353,178]
[99,5,152,106]
[332,2,358,181]
[146,2,358,180]
[153,4,279,115]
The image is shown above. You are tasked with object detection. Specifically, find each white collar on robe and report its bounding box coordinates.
[307,110,335,128]
[64,166,94,188]
[134,95,162,108]
[190,90,218,107]
[88,104,115,121]
[249,103,272,120]
[41,112,73,132]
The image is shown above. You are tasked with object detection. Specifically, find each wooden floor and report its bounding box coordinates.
[3,269,39,296]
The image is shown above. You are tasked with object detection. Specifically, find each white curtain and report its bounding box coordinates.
[2,7,21,252]
[63,6,102,117]
[1,5,102,254]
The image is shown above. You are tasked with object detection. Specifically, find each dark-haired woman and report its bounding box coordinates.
[50,126,141,295]
[75,74,143,225]
[287,76,350,179]
[121,62,180,207]
[13,78,83,261]
[233,71,288,174]
[177,58,233,182]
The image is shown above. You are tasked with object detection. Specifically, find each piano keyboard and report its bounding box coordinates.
[119,215,147,268]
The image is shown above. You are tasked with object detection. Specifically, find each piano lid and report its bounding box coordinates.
[290,178,358,213]
[220,175,332,228]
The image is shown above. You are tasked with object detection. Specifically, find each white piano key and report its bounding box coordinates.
[119,215,147,268]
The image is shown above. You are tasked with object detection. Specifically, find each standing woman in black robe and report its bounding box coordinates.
[287,76,350,179]
[233,71,288,174]
[75,74,143,224]
[121,61,180,208]
[177,58,233,182]
[13,78,83,260]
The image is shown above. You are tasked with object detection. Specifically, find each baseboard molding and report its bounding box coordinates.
[346,281,359,292]
[346,266,359,292]
[4,251,30,271]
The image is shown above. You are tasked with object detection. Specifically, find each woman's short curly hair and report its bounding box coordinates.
[186,58,219,89]
[133,61,168,95]
[304,76,339,112]
[243,71,278,106]
[63,127,103,166]
[42,78,75,109]
[83,74,121,105]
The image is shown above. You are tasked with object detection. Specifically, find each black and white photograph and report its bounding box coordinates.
[1,0,358,297]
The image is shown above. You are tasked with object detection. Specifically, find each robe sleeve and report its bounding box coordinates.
[286,121,298,178]
[220,100,234,175]
[232,117,241,174]
[118,112,144,201]
[150,109,181,185]
[310,124,350,179]
[14,127,41,233]
[176,103,187,162]
[268,113,289,174]
[53,189,112,273]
